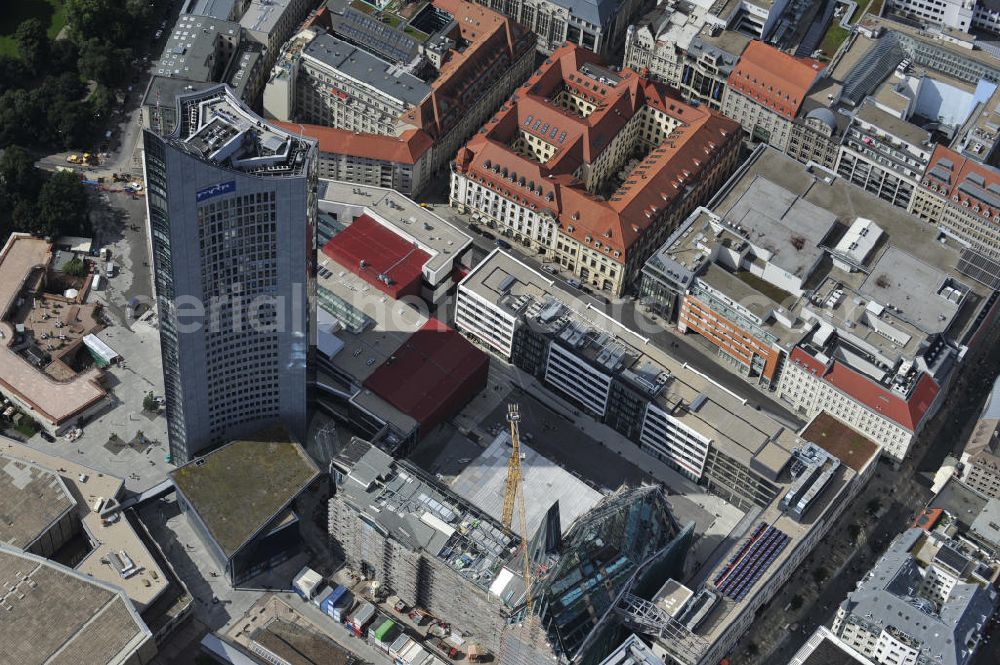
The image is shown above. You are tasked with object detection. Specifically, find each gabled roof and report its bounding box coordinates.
[924,144,1000,220]
[727,41,824,120]
[273,121,433,164]
[790,347,939,431]
[453,44,739,261]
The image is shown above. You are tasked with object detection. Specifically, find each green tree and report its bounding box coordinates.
[38,171,89,236]
[48,40,80,76]
[813,567,829,586]
[143,392,158,412]
[78,39,132,88]
[11,199,36,233]
[63,257,87,277]
[0,145,42,200]
[0,89,36,146]
[789,594,804,611]
[15,19,50,73]
[89,84,115,123]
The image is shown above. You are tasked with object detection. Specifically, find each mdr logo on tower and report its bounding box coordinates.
[196,181,236,203]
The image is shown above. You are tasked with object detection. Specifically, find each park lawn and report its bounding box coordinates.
[0,0,68,57]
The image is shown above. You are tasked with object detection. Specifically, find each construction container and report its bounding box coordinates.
[320,584,352,622]
[350,601,376,635]
[292,566,324,600]
[371,619,400,652]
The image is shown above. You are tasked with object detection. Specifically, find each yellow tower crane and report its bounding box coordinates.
[502,402,533,616]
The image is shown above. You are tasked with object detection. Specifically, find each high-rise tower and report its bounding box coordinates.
[143,85,316,462]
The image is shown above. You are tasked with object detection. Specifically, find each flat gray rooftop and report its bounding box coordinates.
[855,102,931,147]
[0,545,150,665]
[0,455,75,550]
[303,33,430,107]
[717,176,835,281]
[448,432,604,539]
[184,0,237,19]
[860,246,965,336]
[157,14,239,80]
[337,441,518,594]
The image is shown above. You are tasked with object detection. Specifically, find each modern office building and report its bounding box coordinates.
[312,181,485,453]
[240,0,313,71]
[720,40,825,151]
[171,437,327,586]
[142,85,316,462]
[457,249,881,508]
[789,626,877,665]
[599,634,666,665]
[831,527,997,665]
[888,0,1000,34]
[639,148,1000,462]
[263,0,536,196]
[835,101,933,211]
[450,44,742,296]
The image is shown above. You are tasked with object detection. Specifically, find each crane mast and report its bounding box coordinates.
[502,403,533,616]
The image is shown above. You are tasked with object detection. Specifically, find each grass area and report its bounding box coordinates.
[819,24,849,59]
[14,417,39,438]
[403,25,429,42]
[0,0,68,58]
[849,0,881,25]
[801,412,880,472]
[735,270,794,305]
[351,0,377,15]
[381,13,401,28]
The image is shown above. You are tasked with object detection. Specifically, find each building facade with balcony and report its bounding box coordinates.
[835,102,933,211]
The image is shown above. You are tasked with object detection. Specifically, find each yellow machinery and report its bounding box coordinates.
[502,403,533,616]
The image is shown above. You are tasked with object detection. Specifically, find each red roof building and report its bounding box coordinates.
[322,214,430,299]
[364,318,489,435]
[451,44,742,295]
[788,346,940,432]
[726,41,824,120]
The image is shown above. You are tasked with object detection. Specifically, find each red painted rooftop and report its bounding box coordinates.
[363,318,488,430]
[322,214,429,299]
[924,144,1000,220]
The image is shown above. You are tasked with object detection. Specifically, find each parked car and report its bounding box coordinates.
[567,278,582,289]
[40,431,55,443]
[541,264,557,274]
[495,239,512,250]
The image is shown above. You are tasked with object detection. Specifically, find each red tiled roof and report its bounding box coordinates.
[924,144,1000,220]
[727,41,824,120]
[273,122,434,165]
[363,318,489,433]
[453,44,740,260]
[791,347,939,431]
[322,214,429,299]
[403,0,535,137]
